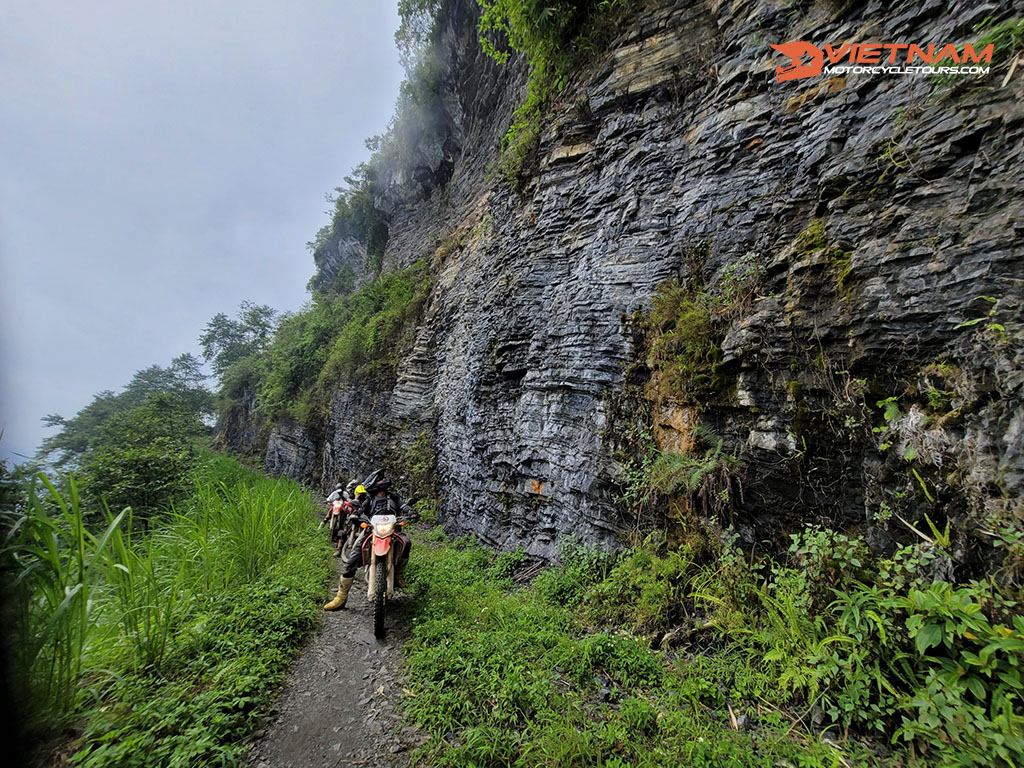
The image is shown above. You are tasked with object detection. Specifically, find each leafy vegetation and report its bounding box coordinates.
[202,259,432,428]
[306,166,391,294]
[260,258,433,421]
[620,421,744,533]
[639,245,763,405]
[37,355,214,524]
[199,301,278,378]
[402,532,860,767]
[78,437,194,528]
[39,354,212,469]
[475,0,634,183]
[401,524,1024,767]
[646,281,721,399]
[1,453,326,767]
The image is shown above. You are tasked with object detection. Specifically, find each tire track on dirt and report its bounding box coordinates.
[245,560,425,768]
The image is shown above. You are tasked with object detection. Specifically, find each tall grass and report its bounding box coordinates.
[100,515,184,673]
[2,476,127,722]
[1,453,327,758]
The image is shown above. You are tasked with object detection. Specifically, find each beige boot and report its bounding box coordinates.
[323,577,355,610]
[395,562,407,588]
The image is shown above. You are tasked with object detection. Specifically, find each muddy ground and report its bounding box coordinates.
[245,562,427,768]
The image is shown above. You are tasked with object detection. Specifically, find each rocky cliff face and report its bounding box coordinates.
[247,0,1022,562]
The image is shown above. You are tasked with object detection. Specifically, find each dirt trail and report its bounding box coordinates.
[245,562,426,768]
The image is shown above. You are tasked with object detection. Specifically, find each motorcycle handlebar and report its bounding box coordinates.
[357,514,420,527]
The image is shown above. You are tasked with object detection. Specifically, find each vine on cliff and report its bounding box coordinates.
[475,0,634,184]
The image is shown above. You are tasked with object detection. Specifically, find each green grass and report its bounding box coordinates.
[2,452,328,767]
[400,533,864,767]
[399,528,1024,767]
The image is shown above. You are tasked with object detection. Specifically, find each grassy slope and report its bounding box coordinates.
[6,453,329,768]
[399,528,1023,768]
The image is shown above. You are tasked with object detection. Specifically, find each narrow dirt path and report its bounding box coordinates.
[245,560,426,768]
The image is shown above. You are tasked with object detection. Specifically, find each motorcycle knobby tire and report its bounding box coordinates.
[373,556,387,640]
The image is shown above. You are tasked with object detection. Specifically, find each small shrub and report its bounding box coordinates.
[787,526,873,611]
[486,548,529,584]
[582,541,694,634]
[533,537,614,606]
[647,281,721,399]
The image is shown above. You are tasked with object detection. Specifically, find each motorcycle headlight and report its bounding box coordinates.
[373,522,395,537]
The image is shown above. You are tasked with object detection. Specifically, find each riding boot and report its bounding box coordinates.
[332,544,342,557]
[323,577,355,610]
[395,561,407,588]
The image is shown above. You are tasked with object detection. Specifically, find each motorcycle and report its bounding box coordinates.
[338,507,362,560]
[359,511,409,640]
[321,499,343,554]
[323,497,361,556]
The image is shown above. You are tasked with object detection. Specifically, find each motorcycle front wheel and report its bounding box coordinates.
[372,556,387,640]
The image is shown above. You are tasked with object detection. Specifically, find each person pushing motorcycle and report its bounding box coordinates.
[323,469,415,611]
[322,481,358,557]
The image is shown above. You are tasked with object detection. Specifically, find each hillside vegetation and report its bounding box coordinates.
[403,526,1023,767]
[1,455,326,767]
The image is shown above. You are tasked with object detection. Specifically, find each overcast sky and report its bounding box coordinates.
[0,0,404,463]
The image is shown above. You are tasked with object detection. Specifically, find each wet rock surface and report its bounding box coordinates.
[265,421,318,485]
[230,0,1023,561]
[245,564,424,768]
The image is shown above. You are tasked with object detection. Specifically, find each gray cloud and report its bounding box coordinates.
[0,0,405,462]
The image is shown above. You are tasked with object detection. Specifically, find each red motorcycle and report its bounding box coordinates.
[359,512,409,640]
[337,502,362,560]
[323,498,357,557]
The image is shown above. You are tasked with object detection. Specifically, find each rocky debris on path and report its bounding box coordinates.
[245,569,427,768]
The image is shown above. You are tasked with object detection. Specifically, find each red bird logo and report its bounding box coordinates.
[770,41,824,82]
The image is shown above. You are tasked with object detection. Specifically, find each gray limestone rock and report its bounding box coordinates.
[227,0,1023,563]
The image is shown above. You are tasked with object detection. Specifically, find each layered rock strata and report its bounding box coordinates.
[242,0,1021,561]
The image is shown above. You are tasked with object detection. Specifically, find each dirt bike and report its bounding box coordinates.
[321,499,343,553]
[359,512,409,640]
[322,498,360,556]
[338,509,362,560]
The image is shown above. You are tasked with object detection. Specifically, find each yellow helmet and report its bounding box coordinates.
[354,485,366,496]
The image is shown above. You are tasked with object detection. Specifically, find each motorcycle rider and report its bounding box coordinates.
[323,469,416,611]
[323,481,361,557]
[322,483,347,557]
[325,483,344,503]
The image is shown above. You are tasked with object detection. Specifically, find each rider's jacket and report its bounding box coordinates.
[363,491,408,517]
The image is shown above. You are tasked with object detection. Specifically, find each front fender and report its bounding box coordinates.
[373,534,391,557]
